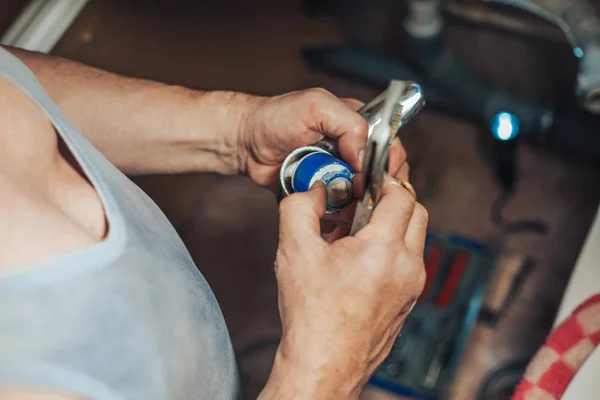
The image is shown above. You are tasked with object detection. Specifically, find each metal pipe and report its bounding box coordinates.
[484,0,600,113]
[444,1,566,43]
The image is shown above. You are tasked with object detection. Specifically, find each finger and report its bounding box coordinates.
[358,175,416,241]
[394,162,410,182]
[405,202,429,256]
[388,138,408,177]
[341,98,365,111]
[279,182,327,240]
[308,91,368,173]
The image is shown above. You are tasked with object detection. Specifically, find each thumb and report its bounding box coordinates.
[279,182,327,239]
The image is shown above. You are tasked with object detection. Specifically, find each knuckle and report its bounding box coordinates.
[279,194,301,215]
[302,88,335,124]
[388,182,416,208]
[359,242,390,273]
[393,256,426,295]
[414,203,429,227]
[414,267,427,293]
[357,242,428,295]
[273,254,284,276]
[351,115,369,135]
[343,98,365,110]
[305,87,333,100]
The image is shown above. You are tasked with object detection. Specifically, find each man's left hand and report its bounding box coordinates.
[238,88,410,189]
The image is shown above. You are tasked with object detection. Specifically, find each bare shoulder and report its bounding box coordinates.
[0,76,106,272]
[0,77,102,399]
[0,388,83,400]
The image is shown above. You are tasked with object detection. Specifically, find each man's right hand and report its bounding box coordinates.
[259,176,428,400]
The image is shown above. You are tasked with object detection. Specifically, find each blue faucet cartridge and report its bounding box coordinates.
[288,152,355,213]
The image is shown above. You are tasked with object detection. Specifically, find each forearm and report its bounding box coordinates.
[4,45,254,175]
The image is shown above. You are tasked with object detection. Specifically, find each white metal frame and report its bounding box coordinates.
[1,0,89,53]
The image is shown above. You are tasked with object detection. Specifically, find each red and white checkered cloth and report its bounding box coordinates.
[511,293,600,400]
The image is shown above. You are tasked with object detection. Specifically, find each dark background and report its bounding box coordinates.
[2,1,599,398]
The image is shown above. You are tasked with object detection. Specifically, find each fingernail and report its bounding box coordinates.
[388,175,401,186]
[310,181,325,190]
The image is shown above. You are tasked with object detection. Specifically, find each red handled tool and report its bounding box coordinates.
[435,250,470,309]
[419,243,443,302]
[422,249,471,389]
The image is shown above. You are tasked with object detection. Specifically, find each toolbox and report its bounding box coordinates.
[370,232,497,399]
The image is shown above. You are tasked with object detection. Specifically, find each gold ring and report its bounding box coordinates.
[398,179,417,200]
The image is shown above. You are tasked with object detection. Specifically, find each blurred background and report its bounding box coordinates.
[2,0,600,399]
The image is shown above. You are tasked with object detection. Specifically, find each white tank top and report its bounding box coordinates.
[0,48,240,400]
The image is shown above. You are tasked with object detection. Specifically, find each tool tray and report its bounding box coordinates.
[370,233,496,399]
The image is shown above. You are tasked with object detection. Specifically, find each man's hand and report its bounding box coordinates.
[259,176,428,400]
[239,88,410,188]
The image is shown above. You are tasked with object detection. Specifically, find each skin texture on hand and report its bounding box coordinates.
[239,88,410,189]
[259,176,428,400]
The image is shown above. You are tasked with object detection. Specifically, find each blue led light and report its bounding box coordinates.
[490,111,520,141]
[574,47,584,58]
